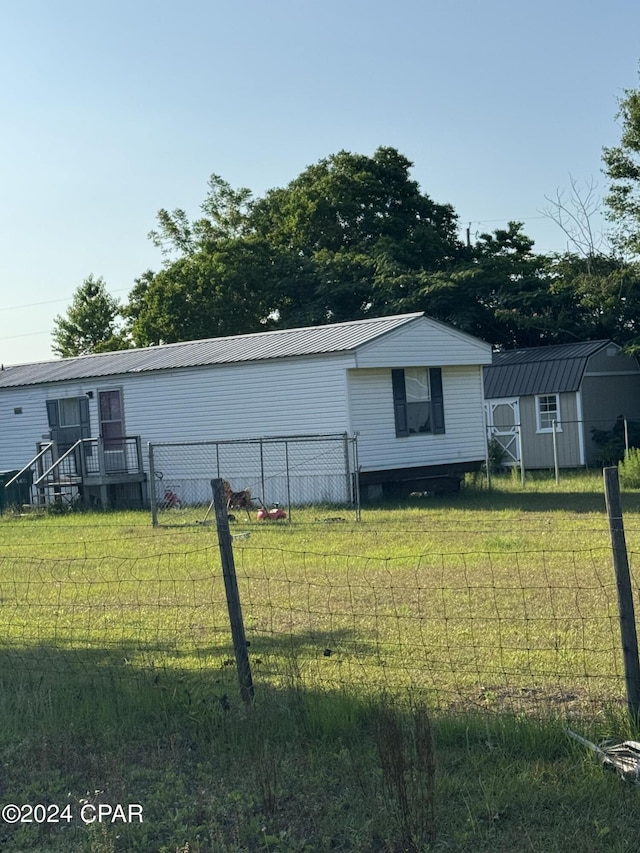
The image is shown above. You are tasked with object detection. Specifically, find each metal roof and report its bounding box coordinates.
[0,313,425,389]
[483,340,612,399]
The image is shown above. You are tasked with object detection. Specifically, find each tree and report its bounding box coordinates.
[549,252,640,351]
[52,275,127,357]
[369,221,565,348]
[128,147,468,341]
[126,240,282,346]
[249,146,465,325]
[603,72,640,256]
[542,176,611,265]
[147,174,255,260]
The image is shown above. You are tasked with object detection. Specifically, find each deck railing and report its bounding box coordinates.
[5,437,144,508]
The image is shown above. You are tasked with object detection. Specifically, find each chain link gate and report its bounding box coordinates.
[148,433,360,525]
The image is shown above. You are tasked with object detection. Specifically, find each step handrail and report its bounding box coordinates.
[4,442,54,489]
[33,439,87,486]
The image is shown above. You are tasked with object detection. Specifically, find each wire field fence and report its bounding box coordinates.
[148,433,359,525]
[0,538,636,718]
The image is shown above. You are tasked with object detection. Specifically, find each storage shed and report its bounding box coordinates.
[484,340,640,468]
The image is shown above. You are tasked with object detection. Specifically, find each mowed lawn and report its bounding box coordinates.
[1,471,640,851]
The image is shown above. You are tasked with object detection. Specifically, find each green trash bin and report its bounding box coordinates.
[0,469,33,513]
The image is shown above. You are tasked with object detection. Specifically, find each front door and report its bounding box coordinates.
[99,390,126,472]
[485,398,521,465]
[46,397,91,454]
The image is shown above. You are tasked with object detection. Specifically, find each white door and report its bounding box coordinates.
[485,398,521,464]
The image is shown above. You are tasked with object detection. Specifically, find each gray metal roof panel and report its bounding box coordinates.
[0,313,425,389]
[484,340,611,398]
[491,340,610,366]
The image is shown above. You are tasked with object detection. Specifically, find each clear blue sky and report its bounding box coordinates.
[2,0,639,365]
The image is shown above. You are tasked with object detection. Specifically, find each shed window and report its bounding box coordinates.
[536,394,560,432]
[392,368,445,437]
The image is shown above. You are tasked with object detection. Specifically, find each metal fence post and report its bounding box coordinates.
[211,478,254,705]
[624,418,630,459]
[518,424,525,487]
[259,438,265,504]
[352,433,361,521]
[552,420,559,485]
[603,466,640,721]
[285,440,292,524]
[485,427,492,490]
[148,443,158,528]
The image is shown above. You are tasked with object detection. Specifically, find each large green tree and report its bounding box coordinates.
[126,240,285,346]
[549,252,640,351]
[125,147,469,343]
[127,148,578,350]
[52,274,128,357]
[250,146,464,325]
[603,70,640,256]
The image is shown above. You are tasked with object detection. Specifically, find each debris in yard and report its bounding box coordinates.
[256,503,287,520]
[567,728,640,782]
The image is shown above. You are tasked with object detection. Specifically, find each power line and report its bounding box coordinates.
[463,215,549,226]
[1,330,51,341]
[0,288,130,314]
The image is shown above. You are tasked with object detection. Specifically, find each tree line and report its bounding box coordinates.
[52,72,640,358]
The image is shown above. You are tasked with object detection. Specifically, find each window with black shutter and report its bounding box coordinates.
[391,368,445,437]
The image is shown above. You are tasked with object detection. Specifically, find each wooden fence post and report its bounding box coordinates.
[604,466,640,721]
[211,477,254,705]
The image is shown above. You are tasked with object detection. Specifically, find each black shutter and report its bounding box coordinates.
[392,369,409,437]
[79,396,91,439]
[430,368,445,434]
[79,395,93,457]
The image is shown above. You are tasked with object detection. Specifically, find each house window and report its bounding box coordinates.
[405,368,432,433]
[392,368,445,437]
[59,397,82,427]
[536,394,560,432]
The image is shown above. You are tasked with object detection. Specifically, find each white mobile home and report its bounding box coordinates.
[0,313,492,507]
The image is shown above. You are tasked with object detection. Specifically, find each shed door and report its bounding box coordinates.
[485,398,521,464]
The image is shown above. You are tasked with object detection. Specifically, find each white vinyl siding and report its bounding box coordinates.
[0,387,49,470]
[118,354,353,446]
[355,315,492,368]
[0,354,355,473]
[349,365,486,471]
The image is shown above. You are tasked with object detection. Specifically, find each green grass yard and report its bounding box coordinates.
[1,471,640,850]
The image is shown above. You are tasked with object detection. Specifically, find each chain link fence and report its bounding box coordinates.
[487,416,639,483]
[148,433,359,525]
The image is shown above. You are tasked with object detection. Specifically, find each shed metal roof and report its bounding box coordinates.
[0,313,425,389]
[483,340,612,399]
